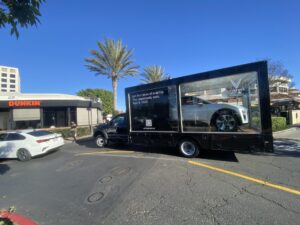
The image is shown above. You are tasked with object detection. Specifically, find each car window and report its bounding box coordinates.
[0,133,8,141]
[111,116,125,126]
[6,133,26,141]
[181,96,194,105]
[196,98,210,104]
[28,130,53,137]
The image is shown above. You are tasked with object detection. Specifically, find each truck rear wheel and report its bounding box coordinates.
[178,139,199,158]
[95,135,107,148]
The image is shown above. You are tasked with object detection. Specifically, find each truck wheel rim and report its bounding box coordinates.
[181,141,196,156]
[96,137,104,147]
[216,115,236,131]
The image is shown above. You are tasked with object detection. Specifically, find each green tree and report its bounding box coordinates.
[0,0,45,38]
[77,88,113,115]
[85,38,139,111]
[140,65,170,84]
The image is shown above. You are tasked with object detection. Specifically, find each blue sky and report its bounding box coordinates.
[0,0,299,110]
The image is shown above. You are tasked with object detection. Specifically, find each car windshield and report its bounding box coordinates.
[183,96,212,105]
[28,130,53,137]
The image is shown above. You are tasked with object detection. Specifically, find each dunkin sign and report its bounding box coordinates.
[8,100,41,107]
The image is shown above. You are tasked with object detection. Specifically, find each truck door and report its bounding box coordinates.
[107,115,128,141]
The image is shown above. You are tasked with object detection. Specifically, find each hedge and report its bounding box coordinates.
[272,117,287,132]
[43,127,91,139]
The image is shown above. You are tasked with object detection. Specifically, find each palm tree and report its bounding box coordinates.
[85,38,139,111]
[141,65,170,84]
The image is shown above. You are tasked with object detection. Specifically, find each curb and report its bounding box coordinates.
[64,135,93,143]
[273,127,298,135]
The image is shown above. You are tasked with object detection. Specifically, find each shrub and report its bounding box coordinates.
[77,127,91,137]
[251,117,261,130]
[43,127,91,139]
[272,117,287,132]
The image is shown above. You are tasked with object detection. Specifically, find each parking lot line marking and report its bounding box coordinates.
[76,151,135,156]
[189,160,300,196]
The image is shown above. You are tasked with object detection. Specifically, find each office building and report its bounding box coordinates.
[0,65,21,93]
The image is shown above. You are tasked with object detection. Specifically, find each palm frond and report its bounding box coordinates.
[85,38,139,80]
[140,65,170,84]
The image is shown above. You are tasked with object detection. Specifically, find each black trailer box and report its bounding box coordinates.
[125,61,273,152]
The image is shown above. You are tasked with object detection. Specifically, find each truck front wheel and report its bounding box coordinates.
[95,135,107,148]
[178,139,199,158]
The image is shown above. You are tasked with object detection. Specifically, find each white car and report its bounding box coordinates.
[180,96,249,132]
[0,130,64,161]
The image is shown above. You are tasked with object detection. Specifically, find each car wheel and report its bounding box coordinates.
[178,139,199,158]
[17,148,32,162]
[214,110,238,132]
[95,135,106,148]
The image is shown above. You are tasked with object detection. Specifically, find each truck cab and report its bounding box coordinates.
[93,114,129,147]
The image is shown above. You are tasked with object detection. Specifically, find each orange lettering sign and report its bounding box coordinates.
[8,101,41,107]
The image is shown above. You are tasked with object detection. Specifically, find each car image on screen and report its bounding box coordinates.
[180,96,249,132]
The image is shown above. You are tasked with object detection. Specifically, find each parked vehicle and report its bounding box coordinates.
[0,130,64,161]
[94,61,273,157]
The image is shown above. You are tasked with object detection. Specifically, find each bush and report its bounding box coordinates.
[43,127,91,139]
[272,117,287,132]
[49,128,70,138]
[77,127,91,137]
[251,117,261,130]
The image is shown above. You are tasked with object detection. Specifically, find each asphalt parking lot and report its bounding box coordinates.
[1,138,300,225]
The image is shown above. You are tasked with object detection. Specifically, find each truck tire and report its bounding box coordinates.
[95,135,107,148]
[17,148,31,162]
[178,139,199,158]
[214,110,238,132]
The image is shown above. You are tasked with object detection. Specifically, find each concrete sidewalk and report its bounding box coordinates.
[273,127,300,141]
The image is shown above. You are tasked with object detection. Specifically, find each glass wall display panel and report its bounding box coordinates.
[180,72,261,133]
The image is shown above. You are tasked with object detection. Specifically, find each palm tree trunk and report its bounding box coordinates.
[112,78,117,112]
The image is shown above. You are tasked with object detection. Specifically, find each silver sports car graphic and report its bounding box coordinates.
[179,96,249,132]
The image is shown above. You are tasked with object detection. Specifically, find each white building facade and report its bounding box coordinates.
[0,65,21,93]
[0,93,103,130]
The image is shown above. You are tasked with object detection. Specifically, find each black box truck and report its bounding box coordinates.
[93,61,273,157]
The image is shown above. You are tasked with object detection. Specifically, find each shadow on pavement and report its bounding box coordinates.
[199,150,239,162]
[33,148,61,159]
[75,139,239,162]
[273,139,300,157]
[247,139,300,158]
[0,162,10,175]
